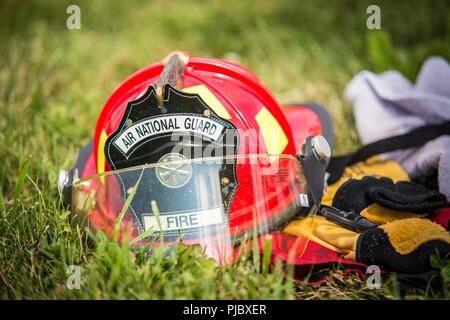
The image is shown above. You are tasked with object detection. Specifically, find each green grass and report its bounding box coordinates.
[0,0,449,299]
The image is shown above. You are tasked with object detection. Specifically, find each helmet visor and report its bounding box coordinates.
[71,154,311,263]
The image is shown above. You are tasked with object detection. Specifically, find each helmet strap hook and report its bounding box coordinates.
[297,135,331,207]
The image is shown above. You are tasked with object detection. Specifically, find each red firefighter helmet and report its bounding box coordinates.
[61,53,332,262]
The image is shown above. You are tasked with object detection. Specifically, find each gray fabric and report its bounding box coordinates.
[344,57,450,200]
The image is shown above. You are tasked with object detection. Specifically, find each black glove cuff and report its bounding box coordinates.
[356,227,450,274]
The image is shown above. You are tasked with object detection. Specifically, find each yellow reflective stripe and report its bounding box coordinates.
[255,107,288,159]
[97,129,107,183]
[183,85,231,119]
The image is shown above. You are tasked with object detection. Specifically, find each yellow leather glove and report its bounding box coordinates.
[285,156,418,259]
[284,156,450,274]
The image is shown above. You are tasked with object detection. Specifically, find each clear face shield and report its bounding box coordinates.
[70,154,312,263]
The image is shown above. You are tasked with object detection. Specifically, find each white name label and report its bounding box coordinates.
[299,194,309,207]
[143,207,223,232]
[114,115,225,155]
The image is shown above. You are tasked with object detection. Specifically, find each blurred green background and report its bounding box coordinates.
[0,0,449,299]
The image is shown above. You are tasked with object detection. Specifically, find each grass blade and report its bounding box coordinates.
[113,168,145,242]
[262,235,273,274]
[13,159,29,214]
[0,189,5,213]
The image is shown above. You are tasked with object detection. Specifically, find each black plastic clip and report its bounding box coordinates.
[318,204,377,232]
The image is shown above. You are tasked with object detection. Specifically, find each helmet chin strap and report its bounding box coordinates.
[297,135,377,232]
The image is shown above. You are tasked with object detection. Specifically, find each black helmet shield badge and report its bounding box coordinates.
[105,83,239,240]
